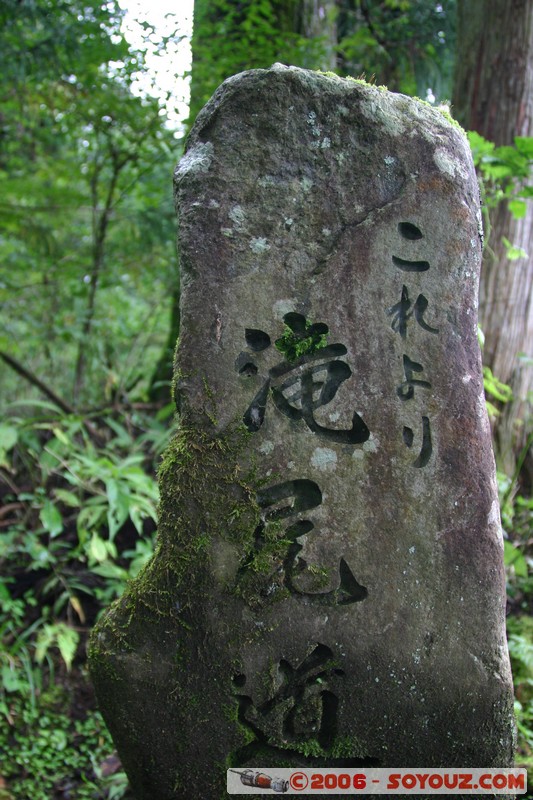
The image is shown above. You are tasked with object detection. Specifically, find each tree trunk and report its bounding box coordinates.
[300,0,337,70]
[453,0,533,476]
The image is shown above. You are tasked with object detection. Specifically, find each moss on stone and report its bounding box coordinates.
[274,318,328,363]
[98,420,261,626]
[407,94,464,132]
[319,70,388,92]
[436,105,464,132]
[328,733,374,760]
[87,412,269,797]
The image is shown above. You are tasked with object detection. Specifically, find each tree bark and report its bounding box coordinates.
[453,0,533,475]
[300,0,337,70]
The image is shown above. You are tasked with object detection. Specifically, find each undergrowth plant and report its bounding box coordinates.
[487,371,533,783]
[468,132,533,259]
[0,401,175,798]
[0,686,130,800]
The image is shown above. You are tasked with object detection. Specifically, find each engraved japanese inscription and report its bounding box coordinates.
[89,66,515,800]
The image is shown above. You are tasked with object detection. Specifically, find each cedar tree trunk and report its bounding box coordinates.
[453,0,533,476]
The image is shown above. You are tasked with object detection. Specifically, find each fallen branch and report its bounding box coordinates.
[0,350,106,446]
[0,350,75,414]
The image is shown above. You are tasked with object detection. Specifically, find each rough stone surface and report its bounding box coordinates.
[89,66,515,799]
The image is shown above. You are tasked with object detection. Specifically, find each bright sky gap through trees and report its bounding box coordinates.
[118,0,194,130]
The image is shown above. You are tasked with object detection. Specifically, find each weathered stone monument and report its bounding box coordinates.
[89,66,515,799]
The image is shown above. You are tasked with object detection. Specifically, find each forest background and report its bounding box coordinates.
[0,1,532,798]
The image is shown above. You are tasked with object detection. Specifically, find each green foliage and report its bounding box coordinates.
[0,405,168,671]
[35,622,80,672]
[483,365,513,419]
[0,0,180,409]
[189,0,332,122]
[468,132,533,256]
[469,133,533,188]
[1,403,171,622]
[0,686,129,799]
[0,403,172,796]
[0,0,129,85]
[500,454,533,776]
[482,368,533,767]
[0,7,182,789]
[474,137,533,765]
[495,384,533,608]
[336,0,456,100]
[507,616,533,781]
[501,483,533,608]
[188,0,457,126]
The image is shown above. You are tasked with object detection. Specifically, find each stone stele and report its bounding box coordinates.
[89,66,515,799]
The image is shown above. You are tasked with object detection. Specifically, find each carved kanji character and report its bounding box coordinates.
[403,416,433,468]
[232,644,344,751]
[237,313,369,444]
[396,354,432,401]
[387,285,439,339]
[238,479,367,606]
[393,221,430,272]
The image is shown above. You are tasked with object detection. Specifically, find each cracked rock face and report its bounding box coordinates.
[90,67,515,800]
